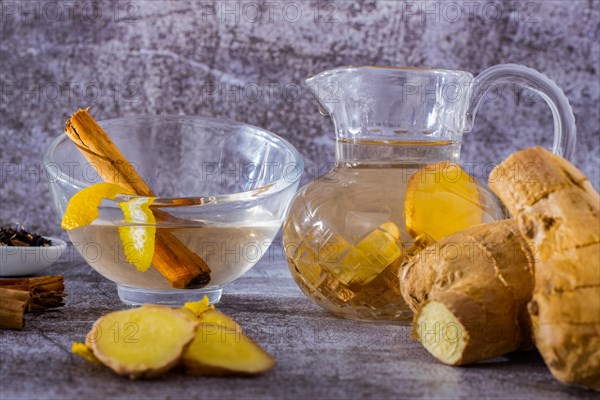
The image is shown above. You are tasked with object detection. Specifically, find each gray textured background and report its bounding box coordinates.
[1,0,599,237]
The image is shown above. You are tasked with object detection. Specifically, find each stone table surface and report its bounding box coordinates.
[0,251,597,400]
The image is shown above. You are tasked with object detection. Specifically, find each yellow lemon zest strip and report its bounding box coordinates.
[183,296,215,318]
[71,342,101,365]
[61,182,157,272]
[61,182,135,230]
[118,197,156,272]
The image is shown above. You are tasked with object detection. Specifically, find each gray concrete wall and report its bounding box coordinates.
[1,0,598,237]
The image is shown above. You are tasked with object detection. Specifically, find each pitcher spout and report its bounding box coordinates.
[304,68,346,116]
[305,66,474,142]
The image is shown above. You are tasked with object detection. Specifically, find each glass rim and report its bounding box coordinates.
[43,115,304,206]
[305,65,474,83]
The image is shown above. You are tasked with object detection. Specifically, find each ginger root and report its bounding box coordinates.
[489,146,600,390]
[401,220,535,365]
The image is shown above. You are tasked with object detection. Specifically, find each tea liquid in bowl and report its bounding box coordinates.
[68,218,281,290]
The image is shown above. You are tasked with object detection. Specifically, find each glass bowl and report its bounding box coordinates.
[43,116,303,305]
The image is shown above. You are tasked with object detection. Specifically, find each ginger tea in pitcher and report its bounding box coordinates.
[283,65,576,322]
[284,140,503,321]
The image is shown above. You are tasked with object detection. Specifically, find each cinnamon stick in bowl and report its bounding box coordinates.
[64,108,210,289]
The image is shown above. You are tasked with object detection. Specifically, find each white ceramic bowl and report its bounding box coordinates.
[0,238,67,277]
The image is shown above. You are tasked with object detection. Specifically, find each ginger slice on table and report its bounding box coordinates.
[86,305,197,378]
[72,298,275,378]
[183,297,272,375]
[405,161,484,241]
[182,323,275,376]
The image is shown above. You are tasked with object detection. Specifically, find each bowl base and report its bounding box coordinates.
[117,285,222,306]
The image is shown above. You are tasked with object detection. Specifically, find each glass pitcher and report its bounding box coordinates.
[283,64,576,322]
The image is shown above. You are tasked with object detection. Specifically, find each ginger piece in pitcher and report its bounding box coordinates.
[330,221,402,287]
[405,161,483,241]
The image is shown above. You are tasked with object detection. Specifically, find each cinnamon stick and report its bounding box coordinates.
[0,276,66,310]
[65,108,210,288]
[0,288,30,329]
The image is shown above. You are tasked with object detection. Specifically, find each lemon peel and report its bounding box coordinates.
[72,342,101,364]
[183,296,215,317]
[61,182,135,230]
[61,182,157,272]
[118,198,156,272]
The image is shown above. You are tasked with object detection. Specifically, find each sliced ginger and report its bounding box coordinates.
[86,305,197,378]
[182,323,275,375]
[405,161,483,241]
[196,310,241,332]
[61,182,157,272]
[329,221,402,286]
[294,221,402,289]
[73,298,274,378]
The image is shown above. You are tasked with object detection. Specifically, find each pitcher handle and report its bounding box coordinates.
[466,64,576,160]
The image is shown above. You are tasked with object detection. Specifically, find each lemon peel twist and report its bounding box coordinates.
[61,182,156,272]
